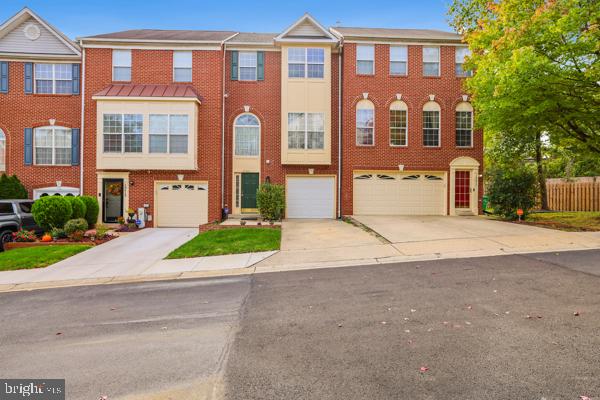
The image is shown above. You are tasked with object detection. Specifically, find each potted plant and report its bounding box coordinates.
[126,208,136,223]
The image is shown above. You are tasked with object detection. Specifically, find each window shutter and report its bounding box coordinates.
[257,51,264,81]
[71,128,80,165]
[231,51,238,80]
[0,61,8,93]
[24,63,33,94]
[72,64,80,95]
[24,128,33,165]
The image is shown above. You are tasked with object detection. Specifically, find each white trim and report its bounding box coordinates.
[33,186,80,200]
[333,39,462,46]
[0,53,81,61]
[233,113,261,157]
[422,45,441,77]
[356,44,375,75]
[79,37,229,45]
[33,126,72,166]
[275,13,339,43]
[226,45,278,51]
[173,50,193,83]
[33,63,73,94]
[356,99,375,146]
[389,101,408,147]
[92,96,201,104]
[0,7,81,56]
[81,43,221,51]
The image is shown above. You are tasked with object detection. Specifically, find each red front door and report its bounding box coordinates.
[455,171,470,208]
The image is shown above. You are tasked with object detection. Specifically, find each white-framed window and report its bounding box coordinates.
[356,99,375,145]
[239,52,258,81]
[423,46,440,77]
[173,51,192,82]
[288,48,324,78]
[390,46,408,76]
[34,126,71,165]
[455,47,472,77]
[423,101,441,147]
[112,50,132,81]
[0,128,5,171]
[287,112,324,150]
[390,101,408,146]
[456,102,473,147]
[149,114,189,154]
[34,64,72,94]
[102,114,143,153]
[357,45,375,75]
[234,114,260,156]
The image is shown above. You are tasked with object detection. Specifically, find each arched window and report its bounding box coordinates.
[234,114,260,156]
[423,101,441,147]
[455,102,473,147]
[389,101,408,147]
[356,99,374,146]
[0,129,5,171]
[34,126,72,165]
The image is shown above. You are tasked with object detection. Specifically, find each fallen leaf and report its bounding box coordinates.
[404,317,410,321]
[56,332,62,335]
[505,311,510,315]
[442,321,449,325]
[465,321,472,325]
[420,366,429,373]
[493,290,498,293]
[411,309,417,313]
[574,311,580,316]
[381,321,387,325]
[427,328,433,332]
[404,329,411,333]
[525,315,532,319]
[338,323,343,328]
[110,307,116,311]
[467,305,472,310]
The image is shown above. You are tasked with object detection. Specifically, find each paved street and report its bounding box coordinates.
[1,249,599,399]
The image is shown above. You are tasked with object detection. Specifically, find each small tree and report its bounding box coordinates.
[256,183,285,221]
[80,195,100,227]
[31,196,73,230]
[0,174,28,199]
[487,167,537,220]
[65,196,87,220]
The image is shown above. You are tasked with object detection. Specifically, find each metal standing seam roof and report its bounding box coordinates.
[332,27,462,42]
[94,84,201,100]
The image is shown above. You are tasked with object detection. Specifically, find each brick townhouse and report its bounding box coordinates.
[0,8,482,227]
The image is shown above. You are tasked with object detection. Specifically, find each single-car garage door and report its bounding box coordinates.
[353,172,446,215]
[287,176,335,219]
[155,182,208,227]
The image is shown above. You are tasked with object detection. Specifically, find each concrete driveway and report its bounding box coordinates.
[353,215,600,257]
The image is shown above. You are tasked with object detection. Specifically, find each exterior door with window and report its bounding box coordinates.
[241,173,259,212]
[454,171,471,209]
[103,179,124,223]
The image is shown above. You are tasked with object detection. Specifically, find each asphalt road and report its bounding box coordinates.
[1,249,599,400]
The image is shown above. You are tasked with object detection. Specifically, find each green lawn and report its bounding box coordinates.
[526,211,600,231]
[0,245,92,271]
[166,228,281,259]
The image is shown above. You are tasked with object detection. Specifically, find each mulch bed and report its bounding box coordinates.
[4,234,117,251]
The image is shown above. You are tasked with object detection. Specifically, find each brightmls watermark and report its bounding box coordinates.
[0,380,64,399]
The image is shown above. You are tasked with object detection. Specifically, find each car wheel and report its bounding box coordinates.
[0,230,13,252]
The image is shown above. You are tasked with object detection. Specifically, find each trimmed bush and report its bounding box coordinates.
[0,174,28,199]
[256,183,285,221]
[31,196,73,230]
[64,218,89,235]
[487,167,538,220]
[80,196,100,227]
[65,196,87,219]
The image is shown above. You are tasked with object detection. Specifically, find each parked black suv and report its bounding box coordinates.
[0,200,43,250]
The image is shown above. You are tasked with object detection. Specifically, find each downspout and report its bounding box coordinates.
[79,42,85,195]
[337,41,343,218]
[220,32,239,213]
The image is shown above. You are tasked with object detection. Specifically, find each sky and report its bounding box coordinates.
[0,0,456,39]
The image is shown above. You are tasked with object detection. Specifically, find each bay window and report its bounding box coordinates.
[103,114,143,153]
[149,114,189,154]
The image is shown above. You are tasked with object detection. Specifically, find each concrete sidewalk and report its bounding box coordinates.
[0,228,276,290]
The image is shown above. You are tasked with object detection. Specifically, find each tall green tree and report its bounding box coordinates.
[449,0,600,207]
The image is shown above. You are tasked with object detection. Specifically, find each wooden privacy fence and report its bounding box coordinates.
[546,177,600,212]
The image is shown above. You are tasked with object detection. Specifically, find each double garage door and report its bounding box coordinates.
[155,182,208,227]
[353,172,446,215]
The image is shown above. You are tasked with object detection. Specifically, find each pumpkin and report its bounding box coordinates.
[41,234,53,242]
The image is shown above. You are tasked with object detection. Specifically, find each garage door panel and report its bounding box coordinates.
[287,177,335,219]
[353,173,446,216]
[156,182,208,227]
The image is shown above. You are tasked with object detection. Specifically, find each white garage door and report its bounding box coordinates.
[155,182,208,227]
[287,176,335,219]
[353,172,446,215]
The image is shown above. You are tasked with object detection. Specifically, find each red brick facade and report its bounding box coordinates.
[0,61,81,195]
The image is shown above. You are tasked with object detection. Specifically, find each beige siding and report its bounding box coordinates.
[288,20,329,38]
[0,18,75,55]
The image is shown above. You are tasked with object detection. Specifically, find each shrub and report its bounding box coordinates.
[80,196,100,227]
[0,174,28,200]
[64,218,89,236]
[65,196,87,219]
[487,167,538,220]
[31,196,73,230]
[95,224,109,240]
[256,183,285,221]
[68,230,85,242]
[50,227,66,240]
[12,229,37,242]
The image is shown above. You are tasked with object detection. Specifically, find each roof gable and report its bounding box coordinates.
[275,13,338,43]
[0,8,80,57]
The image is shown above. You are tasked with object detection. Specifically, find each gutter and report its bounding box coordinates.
[337,41,343,218]
[79,42,85,196]
[220,32,239,212]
